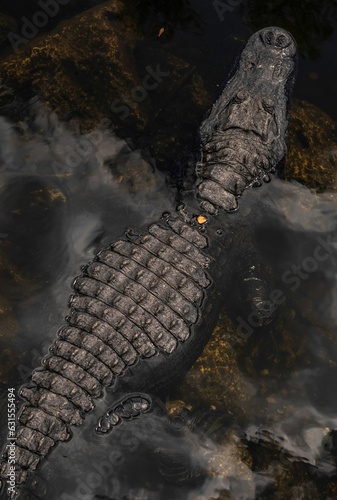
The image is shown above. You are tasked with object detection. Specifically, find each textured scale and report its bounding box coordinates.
[166,218,208,248]
[67,311,142,361]
[18,407,70,442]
[84,260,191,335]
[15,427,54,457]
[148,224,210,267]
[3,447,40,471]
[136,233,210,287]
[69,292,157,358]
[31,370,94,412]
[51,340,115,386]
[59,325,129,364]
[95,250,198,322]
[112,240,203,303]
[44,356,102,397]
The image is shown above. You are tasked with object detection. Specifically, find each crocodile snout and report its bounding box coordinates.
[259,27,297,57]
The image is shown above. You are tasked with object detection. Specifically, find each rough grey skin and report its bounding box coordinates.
[0,27,296,496]
[197,26,296,212]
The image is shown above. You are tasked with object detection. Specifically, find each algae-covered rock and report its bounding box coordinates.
[0,296,20,343]
[0,1,211,168]
[286,99,337,190]
[175,316,256,421]
[0,1,141,131]
[0,296,22,385]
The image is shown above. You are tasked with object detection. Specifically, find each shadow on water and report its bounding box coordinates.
[0,0,337,498]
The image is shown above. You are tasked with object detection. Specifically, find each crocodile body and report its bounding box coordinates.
[0,27,296,496]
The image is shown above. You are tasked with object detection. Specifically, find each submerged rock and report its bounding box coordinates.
[286,99,337,190]
[0,1,140,130]
[176,317,256,421]
[0,1,210,170]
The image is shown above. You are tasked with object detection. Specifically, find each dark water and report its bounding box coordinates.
[0,1,337,499]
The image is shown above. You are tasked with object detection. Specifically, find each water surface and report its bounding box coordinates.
[0,1,337,498]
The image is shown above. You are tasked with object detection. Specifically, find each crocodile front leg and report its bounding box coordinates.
[227,221,278,329]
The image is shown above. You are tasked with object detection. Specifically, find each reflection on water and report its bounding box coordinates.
[0,101,174,393]
[242,180,337,497]
[175,180,337,498]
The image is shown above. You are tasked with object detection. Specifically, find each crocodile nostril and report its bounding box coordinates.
[264,30,275,46]
[276,34,288,48]
[261,28,292,50]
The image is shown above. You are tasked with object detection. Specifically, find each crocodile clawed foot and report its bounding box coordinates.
[95,393,156,434]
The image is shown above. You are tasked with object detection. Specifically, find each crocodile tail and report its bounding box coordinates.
[0,214,212,491]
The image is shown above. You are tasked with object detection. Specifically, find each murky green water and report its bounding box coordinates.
[0,1,337,499]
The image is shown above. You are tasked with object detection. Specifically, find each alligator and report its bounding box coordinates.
[0,26,297,497]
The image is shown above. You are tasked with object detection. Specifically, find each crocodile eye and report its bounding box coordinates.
[262,98,274,114]
[232,90,248,104]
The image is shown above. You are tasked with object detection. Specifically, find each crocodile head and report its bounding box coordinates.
[198,27,297,212]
